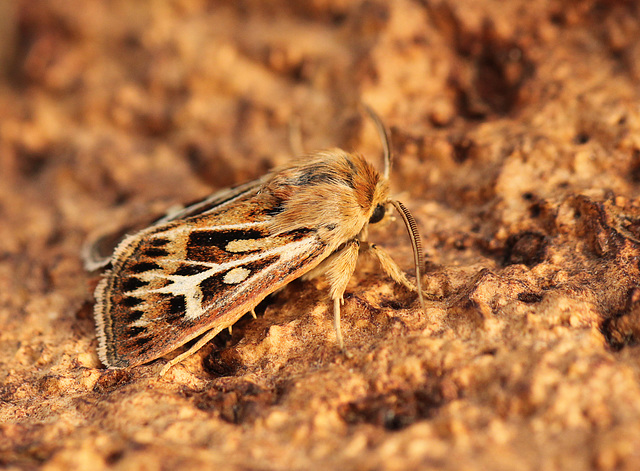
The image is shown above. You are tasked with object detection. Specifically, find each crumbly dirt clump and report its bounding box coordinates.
[2,1,640,470]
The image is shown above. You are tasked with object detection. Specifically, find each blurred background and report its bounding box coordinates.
[2,1,640,469]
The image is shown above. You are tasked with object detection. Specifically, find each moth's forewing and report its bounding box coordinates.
[94,192,331,368]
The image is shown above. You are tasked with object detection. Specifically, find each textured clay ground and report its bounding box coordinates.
[2,1,640,469]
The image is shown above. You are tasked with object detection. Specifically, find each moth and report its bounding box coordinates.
[86,106,425,376]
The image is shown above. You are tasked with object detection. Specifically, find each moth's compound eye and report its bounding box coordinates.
[369,204,386,224]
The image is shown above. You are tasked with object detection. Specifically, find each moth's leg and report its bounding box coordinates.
[323,239,361,349]
[360,242,417,291]
[159,324,227,376]
[361,242,426,309]
[301,244,345,282]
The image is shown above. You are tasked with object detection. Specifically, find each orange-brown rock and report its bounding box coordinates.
[2,1,640,469]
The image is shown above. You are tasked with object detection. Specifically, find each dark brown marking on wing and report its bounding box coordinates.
[131,336,153,351]
[121,296,143,308]
[189,229,266,249]
[121,309,144,324]
[199,274,227,306]
[288,228,315,241]
[144,294,187,324]
[167,295,186,317]
[242,254,280,273]
[149,238,170,247]
[121,277,147,292]
[126,326,147,337]
[174,264,210,276]
[129,261,162,273]
[143,247,170,258]
[186,244,229,263]
[187,229,268,261]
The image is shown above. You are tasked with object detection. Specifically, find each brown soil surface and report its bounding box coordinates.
[2,1,640,469]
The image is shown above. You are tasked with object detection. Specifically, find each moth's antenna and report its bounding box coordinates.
[390,200,425,310]
[361,104,392,180]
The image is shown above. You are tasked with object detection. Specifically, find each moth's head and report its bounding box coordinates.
[343,150,391,218]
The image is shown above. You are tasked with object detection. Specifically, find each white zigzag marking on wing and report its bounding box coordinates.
[126,238,317,320]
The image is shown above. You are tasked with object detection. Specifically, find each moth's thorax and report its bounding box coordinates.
[265,149,389,246]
